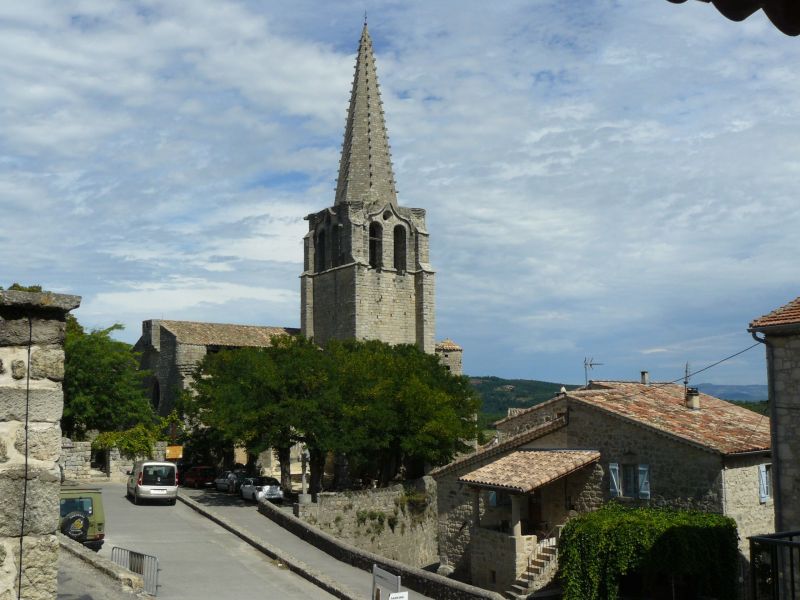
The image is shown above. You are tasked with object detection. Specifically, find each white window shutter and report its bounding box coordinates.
[638,464,651,499]
[758,464,768,503]
[609,463,620,497]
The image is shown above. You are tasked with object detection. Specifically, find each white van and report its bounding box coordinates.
[126,461,178,505]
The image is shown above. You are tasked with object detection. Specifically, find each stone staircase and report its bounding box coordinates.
[503,542,559,600]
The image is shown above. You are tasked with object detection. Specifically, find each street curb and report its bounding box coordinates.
[177,494,361,600]
[58,533,145,596]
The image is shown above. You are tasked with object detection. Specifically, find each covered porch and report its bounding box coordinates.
[459,449,601,595]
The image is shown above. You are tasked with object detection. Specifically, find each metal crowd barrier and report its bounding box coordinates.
[111,546,160,595]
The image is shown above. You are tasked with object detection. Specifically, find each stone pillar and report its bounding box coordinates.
[0,290,80,600]
[511,494,522,538]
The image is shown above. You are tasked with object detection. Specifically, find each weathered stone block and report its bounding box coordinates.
[11,360,25,380]
[0,389,63,423]
[0,319,65,347]
[0,466,60,536]
[30,348,64,381]
[15,424,61,462]
[0,535,58,600]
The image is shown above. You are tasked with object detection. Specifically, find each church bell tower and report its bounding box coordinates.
[300,24,435,353]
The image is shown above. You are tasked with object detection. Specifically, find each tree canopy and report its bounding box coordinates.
[184,336,480,490]
[63,316,155,439]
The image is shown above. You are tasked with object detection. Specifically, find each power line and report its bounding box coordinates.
[662,342,761,385]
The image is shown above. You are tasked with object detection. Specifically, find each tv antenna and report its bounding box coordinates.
[683,361,690,394]
[584,357,603,386]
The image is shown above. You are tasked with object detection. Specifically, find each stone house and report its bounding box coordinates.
[431,378,773,597]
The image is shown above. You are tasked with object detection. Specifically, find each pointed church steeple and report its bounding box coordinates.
[334,23,398,207]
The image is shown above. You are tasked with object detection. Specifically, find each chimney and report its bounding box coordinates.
[685,387,700,410]
[640,371,650,386]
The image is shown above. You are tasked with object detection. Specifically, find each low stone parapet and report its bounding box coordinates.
[259,496,504,600]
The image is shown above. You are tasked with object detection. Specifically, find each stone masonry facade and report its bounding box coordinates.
[752,331,800,532]
[0,290,80,600]
[294,477,438,568]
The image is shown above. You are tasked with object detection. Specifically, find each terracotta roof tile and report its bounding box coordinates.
[749,296,800,329]
[458,450,600,493]
[435,339,462,351]
[574,381,770,455]
[159,320,299,347]
[429,417,567,478]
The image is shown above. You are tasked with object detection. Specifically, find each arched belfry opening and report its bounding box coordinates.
[393,225,406,272]
[369,222,383,269]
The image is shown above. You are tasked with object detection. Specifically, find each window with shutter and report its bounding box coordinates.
[758,464,771,503]
[609,463,621,497]
[638,464,651,499]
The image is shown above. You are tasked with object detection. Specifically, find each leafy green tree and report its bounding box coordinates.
[186,340,302,490]
[328,340,480,485]
[184,336,480,492]
[63,319,155,439]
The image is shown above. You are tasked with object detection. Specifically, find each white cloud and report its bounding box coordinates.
[1,0,796,385]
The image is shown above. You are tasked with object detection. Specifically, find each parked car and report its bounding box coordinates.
[126,461,178,505]
[214,471,233,491]
[240,476,283,503]
[60,481,106,551]
[183,466,216,488]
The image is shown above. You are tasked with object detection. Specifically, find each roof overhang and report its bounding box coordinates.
[458,449,601,494]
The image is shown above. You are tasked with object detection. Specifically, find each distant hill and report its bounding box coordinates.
[696,383,768,403]
[470,377,768,423]
[470,376,578,420]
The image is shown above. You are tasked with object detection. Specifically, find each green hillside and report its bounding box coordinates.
[470,376,579,425]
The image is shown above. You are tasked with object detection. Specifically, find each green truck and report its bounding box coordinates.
[59,481,106,551]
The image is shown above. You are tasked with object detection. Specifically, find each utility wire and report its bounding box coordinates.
[661,342,761,385]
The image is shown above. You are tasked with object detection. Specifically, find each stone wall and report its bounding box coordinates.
[259,496,504,600]
[294,477,438,568]
[722,453,775,558]
[469,527,533,593]
[0,290,80,600]
[531,402,726,513]
[494,397,567,440]
[763,333,800,531]
[59,440,91,481]
[60,438,168,481]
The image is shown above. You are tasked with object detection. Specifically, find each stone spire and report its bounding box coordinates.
[334,23,398,207]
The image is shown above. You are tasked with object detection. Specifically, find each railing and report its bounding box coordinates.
[111,546,160,596]
[750,531,800,600]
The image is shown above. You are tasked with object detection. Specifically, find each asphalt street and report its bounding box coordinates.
[180,485,432,600]
[93,482,336,599]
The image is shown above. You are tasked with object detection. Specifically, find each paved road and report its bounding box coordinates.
[180,485,432,600]
[95,482,335,599]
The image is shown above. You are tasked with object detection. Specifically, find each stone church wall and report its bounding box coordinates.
[0,290,80,600]
[294,477,438,568]
[354,267,423,348]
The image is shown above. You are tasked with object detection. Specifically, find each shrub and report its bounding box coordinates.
[558,504,739,600]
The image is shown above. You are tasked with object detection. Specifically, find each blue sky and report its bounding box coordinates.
[2,1,798,386]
